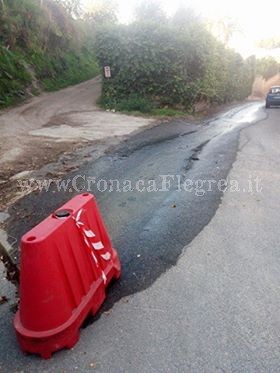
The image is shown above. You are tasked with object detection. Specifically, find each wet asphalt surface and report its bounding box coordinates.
[6,102,265,312]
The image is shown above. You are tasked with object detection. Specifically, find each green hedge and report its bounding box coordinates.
[95,21,255,111]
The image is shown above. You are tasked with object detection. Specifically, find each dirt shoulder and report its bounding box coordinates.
[0,77,155,211]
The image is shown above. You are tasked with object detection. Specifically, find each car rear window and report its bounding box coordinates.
[270,87,280,94]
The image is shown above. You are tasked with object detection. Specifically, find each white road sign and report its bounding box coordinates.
[104,66,111,78]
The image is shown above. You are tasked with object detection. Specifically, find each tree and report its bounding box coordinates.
[53,0,83,18]
[172,6,199,31]
[134,0,166,23]
[258,38,280,50]
[256,57,280,80]
[84,0,118,28]
[0,0,5,11]
[208,17,242,46]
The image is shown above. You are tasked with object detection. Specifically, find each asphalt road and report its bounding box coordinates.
[5,103,264,301]
[2,101,280,372]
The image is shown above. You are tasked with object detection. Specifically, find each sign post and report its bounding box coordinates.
[104,66,111,78]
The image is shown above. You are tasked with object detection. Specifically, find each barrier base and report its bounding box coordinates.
[14,250,120,359]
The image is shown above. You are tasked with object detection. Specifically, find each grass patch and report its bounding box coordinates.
[30,51,100,92]
[115,95,154,113]
[98,93,189,117]
[98,94,154,113]
[0,47,32,108]
[151,107,187,117]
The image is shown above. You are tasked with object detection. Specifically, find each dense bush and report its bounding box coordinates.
[95,15,255,111]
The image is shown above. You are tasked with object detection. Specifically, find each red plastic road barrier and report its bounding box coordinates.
[14,193,121,359]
